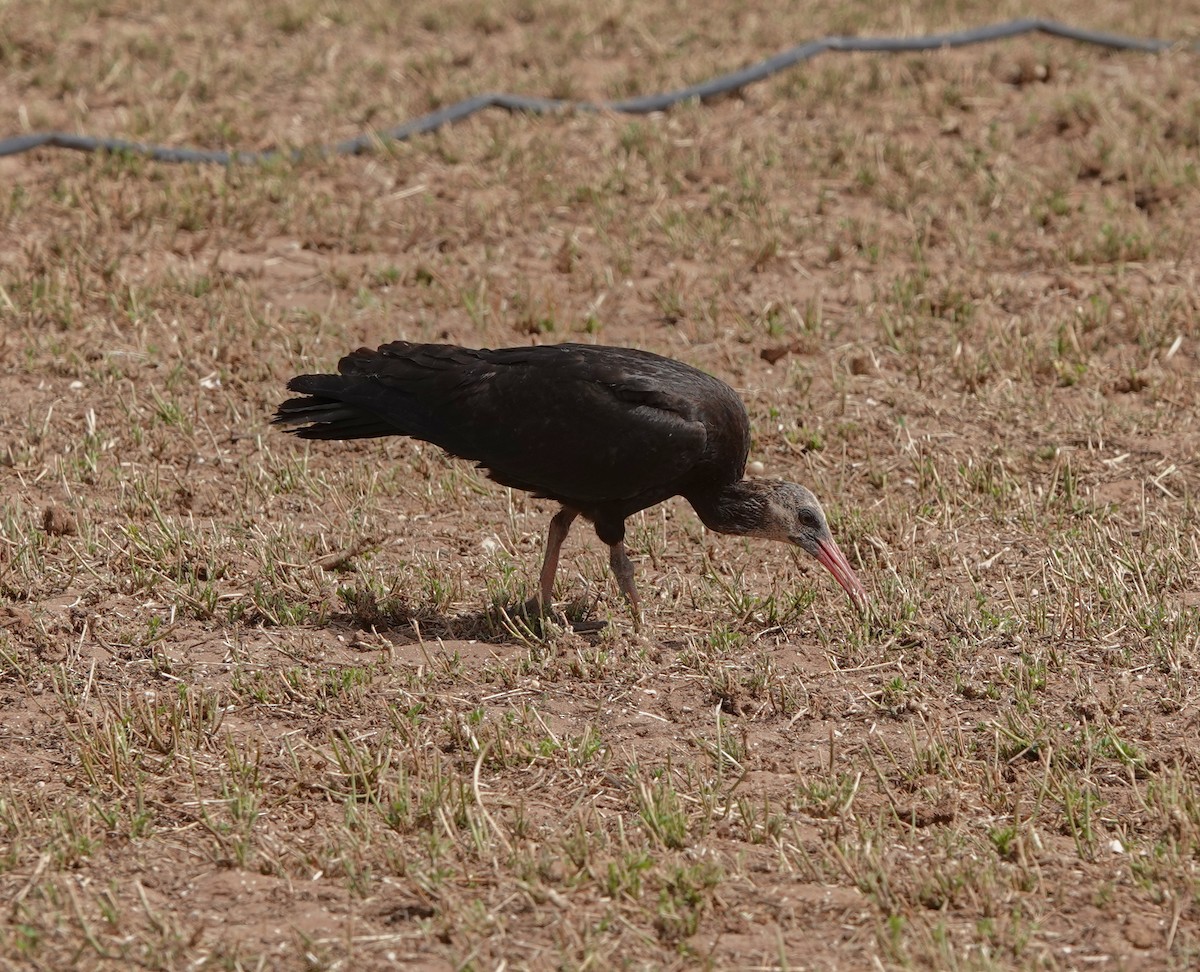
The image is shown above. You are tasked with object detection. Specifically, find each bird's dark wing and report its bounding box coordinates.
[276,343,488,442]
[275,342,721,506]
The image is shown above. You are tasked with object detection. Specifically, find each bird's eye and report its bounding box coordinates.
[797,509,820,530]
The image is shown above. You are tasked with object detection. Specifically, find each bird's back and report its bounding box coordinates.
[276,341,751,518]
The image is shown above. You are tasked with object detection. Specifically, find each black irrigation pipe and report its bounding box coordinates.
[0,18,1188,165]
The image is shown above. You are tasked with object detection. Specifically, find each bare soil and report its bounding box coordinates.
[1,2,1199,969]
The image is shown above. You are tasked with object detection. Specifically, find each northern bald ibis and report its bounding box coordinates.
[275,342,867,618]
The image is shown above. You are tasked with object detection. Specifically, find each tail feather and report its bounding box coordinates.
[273,394,395,439]
[273,373,402,440]
[273,344,486,447]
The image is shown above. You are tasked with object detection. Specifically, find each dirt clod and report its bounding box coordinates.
[41,505,76,536]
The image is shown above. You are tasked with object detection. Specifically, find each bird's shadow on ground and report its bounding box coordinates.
[328,598,613,649]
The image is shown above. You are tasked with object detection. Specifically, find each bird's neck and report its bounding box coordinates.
[687,479,773,537]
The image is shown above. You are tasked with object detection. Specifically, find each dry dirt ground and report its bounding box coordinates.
[2,1,1200,969]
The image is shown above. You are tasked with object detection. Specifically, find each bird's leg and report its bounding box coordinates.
[527,507,578,614]
[608,542,642,625]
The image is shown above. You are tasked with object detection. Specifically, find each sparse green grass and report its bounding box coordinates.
[1,1,1199,968]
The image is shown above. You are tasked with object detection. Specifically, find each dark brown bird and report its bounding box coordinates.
[274,342,867,618]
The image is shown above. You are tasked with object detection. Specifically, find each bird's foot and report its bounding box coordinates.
[518,595,549,620]
[515,596,610,634]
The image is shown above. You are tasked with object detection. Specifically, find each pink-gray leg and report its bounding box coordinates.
[535,507,579,609]
[608,541,642,624]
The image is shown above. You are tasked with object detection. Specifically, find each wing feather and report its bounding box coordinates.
[275,342,738,507]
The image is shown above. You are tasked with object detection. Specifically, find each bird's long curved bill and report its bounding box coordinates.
[815,538,869,611]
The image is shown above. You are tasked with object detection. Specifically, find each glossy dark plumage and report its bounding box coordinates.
[274,341,867,617]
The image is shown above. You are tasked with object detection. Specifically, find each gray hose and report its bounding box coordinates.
[0,18,1183,165]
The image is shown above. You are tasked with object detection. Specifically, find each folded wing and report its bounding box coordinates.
[274,342,714,506]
